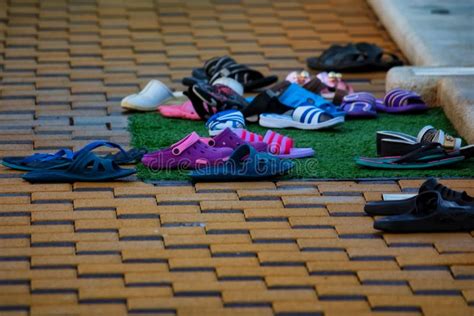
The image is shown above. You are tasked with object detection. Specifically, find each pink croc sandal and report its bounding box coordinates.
[201,128,268,152]
[158,100,201,121]
[141,132,233,170]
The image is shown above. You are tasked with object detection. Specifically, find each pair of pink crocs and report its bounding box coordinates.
[141,128,267,170]
[141,128,314,170]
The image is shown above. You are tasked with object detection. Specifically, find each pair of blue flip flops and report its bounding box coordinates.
[245,83,345,118]
[190,144,294,181]
[2,141,145,183]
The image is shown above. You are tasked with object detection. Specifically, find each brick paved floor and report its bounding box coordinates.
[0,0,473,315]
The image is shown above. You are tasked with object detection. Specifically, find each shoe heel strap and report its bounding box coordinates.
[200,137,215,147]
[171,132,201,155]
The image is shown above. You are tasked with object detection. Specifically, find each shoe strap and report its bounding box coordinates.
[384,89,424,108]
[263,130,294,155]
[21,149,74,163]
[292,106,326,124]
[418,125,461,151]
[171,132,201,156]
[394,143,444,163]
[74,141,128,158]
[234,129,264,143]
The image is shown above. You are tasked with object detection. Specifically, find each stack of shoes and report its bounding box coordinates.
[120,54,454,183]
[158,77,244,121]
[141,128,314,172]
[182,77,249,120]
[186,58,347,131]
[366,178,474,232]
[141,130,294,181]
[356,125,473,169]
[242,81,346,130]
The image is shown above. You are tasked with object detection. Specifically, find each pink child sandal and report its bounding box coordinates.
[158,100,202,121]
[234,129,314,159]
[141,132,233,170]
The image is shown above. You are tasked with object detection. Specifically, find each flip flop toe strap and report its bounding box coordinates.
[394,143,446,164]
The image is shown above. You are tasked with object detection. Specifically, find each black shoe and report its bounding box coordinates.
[374,191,474,233]
[364,177,474,216]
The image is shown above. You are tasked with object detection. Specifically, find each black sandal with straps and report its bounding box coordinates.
[182,77,249,120]
[192,56,278,92]
[307,43,403,72]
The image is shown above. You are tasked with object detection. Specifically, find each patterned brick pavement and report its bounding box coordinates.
[0,0,473,315]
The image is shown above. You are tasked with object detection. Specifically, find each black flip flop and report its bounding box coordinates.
[182,78,248,120]
[374,191,474,232]
[355,43,403,71]
[307,43,403,72]
[241,81,292,122]
[365,178,474,216]
[356,143,473,169]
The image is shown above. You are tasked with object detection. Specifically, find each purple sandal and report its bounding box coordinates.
[376,89,428,113]
[141,132,233,170]
[201,128,268,152]
[340,92,377,118]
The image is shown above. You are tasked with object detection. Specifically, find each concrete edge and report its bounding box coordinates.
[369,1,474,143]
[367,0,433,66]
[438,77,474,144]
[385,67,440,107]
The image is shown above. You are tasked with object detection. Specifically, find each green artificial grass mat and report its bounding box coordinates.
[129,108,473,181]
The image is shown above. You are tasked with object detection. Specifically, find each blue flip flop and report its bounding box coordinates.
[190,144,294,181]
[278,83,346,118]
[244,84,345,118]
[22,143,136,183]
[2,141,146,171]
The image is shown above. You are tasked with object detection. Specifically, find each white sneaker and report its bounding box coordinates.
[121,80,181,111]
